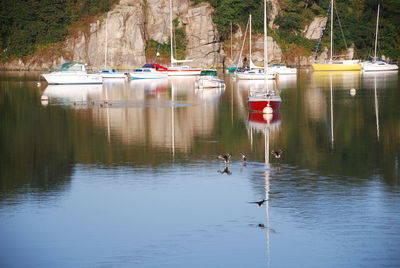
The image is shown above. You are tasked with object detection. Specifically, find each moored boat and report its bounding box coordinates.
[269,64,297,75]
[129,68,168,79]
[361,5,398,72]
[312,0,361,71]
[98,68,128,79]
[237,69,276,80]
[41,62,103,85]
[248,90,281,112]
[247,0,282,114]
[195,69,225,88]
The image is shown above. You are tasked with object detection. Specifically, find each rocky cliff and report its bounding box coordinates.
[1,0,221,70]
[0,0,338,70]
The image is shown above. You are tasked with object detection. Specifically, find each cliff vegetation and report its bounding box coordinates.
[0,0,118,61]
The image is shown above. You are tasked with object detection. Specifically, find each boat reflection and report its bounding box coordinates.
[247,111,281,268]
[41,84,103,106]
[130,78,168,93]
[195,86,225,103]
[310,71,361,89]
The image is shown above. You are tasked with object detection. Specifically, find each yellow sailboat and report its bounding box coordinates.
[312,0,361,71]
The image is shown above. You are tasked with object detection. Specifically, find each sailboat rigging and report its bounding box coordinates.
[247,0,282,113]
[312,0,361,71]
[361,5,398,72]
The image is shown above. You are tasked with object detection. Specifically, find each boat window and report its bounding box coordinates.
[134,69,143,72]
[200,70,217,76]
[143,69,151,72]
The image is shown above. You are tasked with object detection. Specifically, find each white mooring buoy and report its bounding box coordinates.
[350,88,356,96]
[263,105,273,114]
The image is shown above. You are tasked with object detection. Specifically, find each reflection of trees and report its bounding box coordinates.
[0,82,74,200]
[279,72,400,185]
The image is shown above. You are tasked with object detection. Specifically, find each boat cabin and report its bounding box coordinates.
[59,62,86,72]
[200,69,218,76]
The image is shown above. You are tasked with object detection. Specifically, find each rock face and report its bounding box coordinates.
[1,0,220,70]
[184,3,220,67]
[268,0,281,29]
[81,1,147,69]
[303,17,327,40]
[253,35,282,64]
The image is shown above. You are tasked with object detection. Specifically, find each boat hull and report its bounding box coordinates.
[101,73,128,79]
[130,73,168,79]
[362,62,398,72]
[42,73,103,84]
[166,69,202,76]
[248,95,281,112]
[312,62,361,71]
[269,66,297,75]
[237,72,276,80]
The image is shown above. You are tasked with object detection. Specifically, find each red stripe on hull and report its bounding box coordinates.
[248,100,281,112]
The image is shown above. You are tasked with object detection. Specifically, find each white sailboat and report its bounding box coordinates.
[362,5,398,72]
[247,0,282,113]
[236,15,276,80]
[166,0,201,76]
[312,0,361,71]
[99,14,129,79]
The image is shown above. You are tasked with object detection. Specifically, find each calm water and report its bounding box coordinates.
[1,70,400,267]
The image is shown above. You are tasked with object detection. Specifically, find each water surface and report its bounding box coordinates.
[1,70,399,267]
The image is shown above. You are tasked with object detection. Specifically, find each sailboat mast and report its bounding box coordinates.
[330,0,333,61]
[250,14,252,69]
[264,0,268,86]
[169,0,174,67]
[230,22,233,59]
[374,5,380,61]
[104,14,108,70]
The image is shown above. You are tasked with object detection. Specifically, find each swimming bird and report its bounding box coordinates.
[218,166,232,175]
[248,199,267,207]
[218,153,232,163]
[240,153,247,162]
[271,149,283,159]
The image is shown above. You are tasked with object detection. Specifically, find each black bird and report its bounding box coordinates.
[248,199,267,207]
[271,149,283,159]
[258,223,265,229]
[218,153,232,163]
[218,166,232,175]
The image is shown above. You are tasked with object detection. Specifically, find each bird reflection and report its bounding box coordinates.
[218,153,232,163]
[218,166,232,175]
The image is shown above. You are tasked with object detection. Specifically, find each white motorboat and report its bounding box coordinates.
[130,68,168,79]
[98,68,128,79]
[41,62,103,85]
[195,69,225,88]
[361,5,398,72]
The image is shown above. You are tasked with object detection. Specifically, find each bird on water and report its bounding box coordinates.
[218,153,232,163]
[271,149,283,159]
